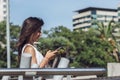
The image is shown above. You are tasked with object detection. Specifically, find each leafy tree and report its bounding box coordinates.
[42,26,116,68]
[10,23,21,67]
[112,22,120,61]
[0,21,20,68]
[0,21,8,67]
[94,21,115,40]
[94,21,120,62]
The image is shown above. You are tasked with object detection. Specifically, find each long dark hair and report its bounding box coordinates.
[17,17,44,63]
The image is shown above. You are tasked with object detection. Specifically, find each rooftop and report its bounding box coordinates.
[75,7,117,13]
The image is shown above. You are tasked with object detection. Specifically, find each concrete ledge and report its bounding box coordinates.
[107,63,120,77]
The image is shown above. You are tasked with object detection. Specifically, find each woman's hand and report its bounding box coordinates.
[45,50,58,60]
[39,50,58,68]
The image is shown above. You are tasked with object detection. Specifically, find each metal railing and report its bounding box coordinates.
[0,68,106,80]
[0,68,106,76]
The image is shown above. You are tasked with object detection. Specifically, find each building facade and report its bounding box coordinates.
[0,0,7,22]
[73,7,118,31]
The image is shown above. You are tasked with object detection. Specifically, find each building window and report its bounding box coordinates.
[119,19,120,22]
[3,5,6,8]
[3,0,6,2]
[3,16,6,20]
[91,15,97,19]
[118,7,120,10]
[97,15,104,18]
[113,16,117,18]
[91,10,96,14]
[3,11,6,14]
[118,13,120,16]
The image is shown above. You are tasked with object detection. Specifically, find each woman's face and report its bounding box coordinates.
[34,29,41,41]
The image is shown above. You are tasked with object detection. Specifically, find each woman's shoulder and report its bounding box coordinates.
[25,45,34,50]
[23,44,35,55]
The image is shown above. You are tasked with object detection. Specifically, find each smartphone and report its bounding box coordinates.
[56,47,62,51]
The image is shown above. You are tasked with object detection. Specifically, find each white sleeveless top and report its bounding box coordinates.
[21,44,44,68]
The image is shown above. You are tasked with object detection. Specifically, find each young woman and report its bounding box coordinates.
[17,17,58,68]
